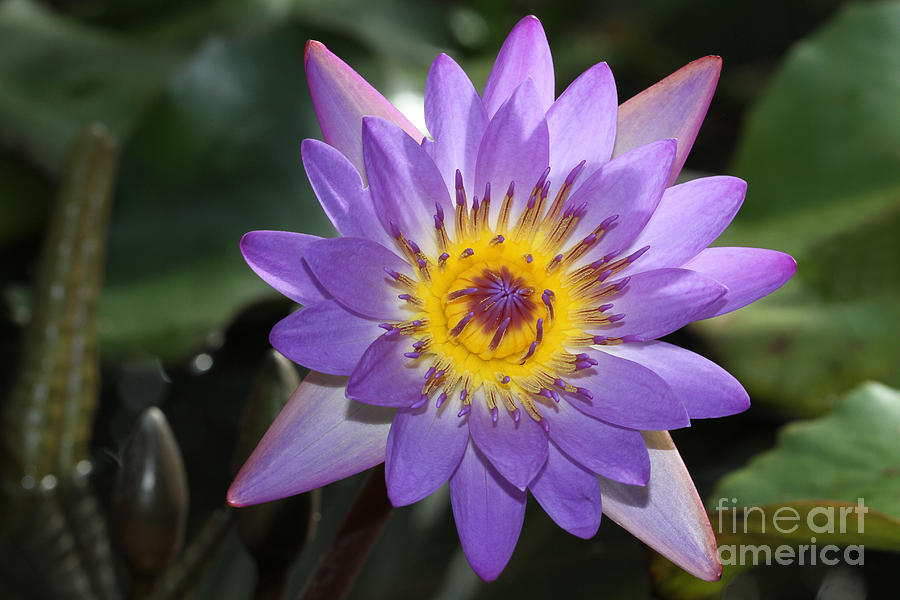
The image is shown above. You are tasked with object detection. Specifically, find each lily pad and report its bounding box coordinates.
[0,0,180,172]
[651,382,900,599]
[726,1,900,251]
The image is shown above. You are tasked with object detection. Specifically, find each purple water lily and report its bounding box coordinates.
[228,16,796,581]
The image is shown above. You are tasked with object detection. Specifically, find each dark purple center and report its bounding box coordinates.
[465,266,537,333]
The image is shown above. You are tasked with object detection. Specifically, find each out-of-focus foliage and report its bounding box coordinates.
[712,382,900,515]
[694,1,900,415]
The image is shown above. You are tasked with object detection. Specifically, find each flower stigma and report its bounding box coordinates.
[381,165,649,429]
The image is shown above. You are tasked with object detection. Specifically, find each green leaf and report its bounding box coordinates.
[695,290,900,416]
[651,501,900,600]
[726,1,900,253]
[651,383,900,599]
[0,0,180,171]
[695,2,900,414]
[98,26,334,358]
[713,382,900,516]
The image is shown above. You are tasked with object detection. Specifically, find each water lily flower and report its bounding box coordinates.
[228,16,796,582]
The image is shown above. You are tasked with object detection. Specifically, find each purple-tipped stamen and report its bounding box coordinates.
[491,406,499,424]
[608,313,626,323]
[613,277,632,292]
[626,245,650,263]
[411,395,428,409]
[564,160,586,187]
[404,351,421,359]
[447,287,479,300]
[522,341,537,361]
[599,214,619,230]
[575,388,594,401]
[449,312,475,337]
[488,316,512,351]
[457,405,471,418]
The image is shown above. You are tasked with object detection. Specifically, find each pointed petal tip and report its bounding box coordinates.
[304,40,324,64]
[226,467,266,508]
[225,481,251,508]
[690,552,723,582]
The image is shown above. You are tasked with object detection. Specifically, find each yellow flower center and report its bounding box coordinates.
[384,168,646,424]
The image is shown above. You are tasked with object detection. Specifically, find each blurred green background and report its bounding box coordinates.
[1,0,898,598]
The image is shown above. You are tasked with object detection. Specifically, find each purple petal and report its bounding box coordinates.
[614,56,721,185]
[346,333,424,408]
[240,231,330,306]
[530,442,603,539]
[424,53,488,196]
[270,300,379,376]
[385,396,469,506]
[683,247,797,319]
[305,41,424,180]
[228,371,393,506]
[564,348,689,430]
[475,79,550,229]
[545,399,649,485]
[565,139,676,265]
[620,176,746,274]
[546,62,617,192]
[482,15,554,118]
[301,139,388,244]
[468,392,548,490]
[598,431,722,582]
[602,341,749,419]
[594,268,727,340]
[363,117,452,254]
[449,440,527,581]
[303,236,410,320]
